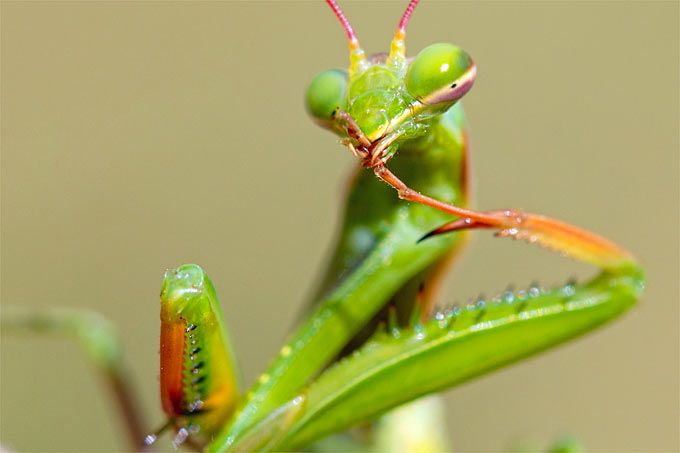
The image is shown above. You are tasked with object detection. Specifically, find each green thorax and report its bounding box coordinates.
[313,102,470,301]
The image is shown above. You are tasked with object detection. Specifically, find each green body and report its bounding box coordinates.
[211,101,471,449]
[207,40,482,449]
[205,39,644,449]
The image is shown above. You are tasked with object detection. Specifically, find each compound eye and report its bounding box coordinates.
[306,69,348,126]
[405,43,475,105]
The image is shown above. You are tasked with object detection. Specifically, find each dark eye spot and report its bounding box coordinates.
[450,83,457,89]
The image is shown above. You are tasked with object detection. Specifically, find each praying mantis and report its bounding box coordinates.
[1,0,646,451]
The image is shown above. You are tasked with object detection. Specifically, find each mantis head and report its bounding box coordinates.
[306,0,476,166]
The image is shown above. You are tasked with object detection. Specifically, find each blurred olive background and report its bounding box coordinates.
[2,1,677,452]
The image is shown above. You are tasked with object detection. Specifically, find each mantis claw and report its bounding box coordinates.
[421,209,636,270]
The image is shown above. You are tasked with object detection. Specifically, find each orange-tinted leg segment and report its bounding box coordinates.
[374,165,635,270]
[424,210,634,270]
[374,166,502,224]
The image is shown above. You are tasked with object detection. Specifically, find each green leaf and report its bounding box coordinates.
[268,268,642,451]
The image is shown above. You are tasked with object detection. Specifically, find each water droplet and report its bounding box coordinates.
[414,323,425,340]
[435,311,446,328]
[144,434,157,446]
[504,291,514,304]
[259,374,270,384]
[563,284,575,297]
[517,290,527,301]
[172,427,189,449]
[529,285,540,298]
[280,345,292,357]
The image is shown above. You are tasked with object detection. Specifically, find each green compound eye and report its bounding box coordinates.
[405,43,476,105]
[306,69,348,125]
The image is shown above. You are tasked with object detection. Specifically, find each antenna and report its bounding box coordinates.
[325,0,361,51]
[324,0,367,76]
[398,0,420,34]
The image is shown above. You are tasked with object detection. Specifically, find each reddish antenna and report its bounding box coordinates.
[397,0,421,34]
[325,0,361,51]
